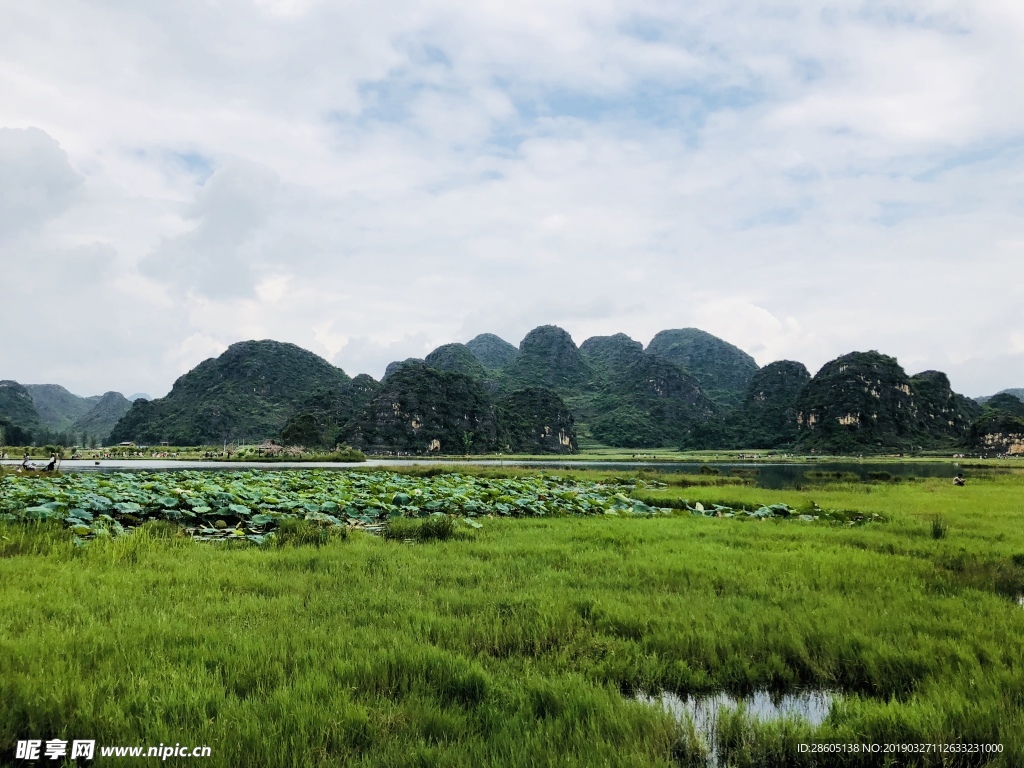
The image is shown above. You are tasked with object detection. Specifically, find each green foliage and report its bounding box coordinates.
[0,468,684,543]
[425,343,487,378]
[699,360,811,450]
[24,384,95,432]
[591,406,662,449]
[279,374,381,449]
[70,391,133,443]
[0,380,41,440]
[280,412,322,446]
[109,340,351,445]
[465,332,518,370]
[274,517,348,547]
[645,328,759,409]
[385,516,457,542]
[909,370,982,444]
[592,356,716,448]
[579,333,644,374]
[970,407,1024,455]
[500,325,593,393]
[985,393,1024,418]
[0,416,34,447]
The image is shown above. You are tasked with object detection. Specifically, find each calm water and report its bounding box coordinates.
[638,689,836,766]
[0,458,974,488]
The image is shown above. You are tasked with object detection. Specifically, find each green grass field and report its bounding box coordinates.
[2,468,1024,766]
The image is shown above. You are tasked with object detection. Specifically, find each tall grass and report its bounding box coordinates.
[2,474,1024,765]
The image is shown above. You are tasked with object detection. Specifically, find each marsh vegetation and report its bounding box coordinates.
[2,466,1023,765]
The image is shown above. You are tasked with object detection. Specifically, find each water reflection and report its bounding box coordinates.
[0,457,985,489]
[638,689,836,766]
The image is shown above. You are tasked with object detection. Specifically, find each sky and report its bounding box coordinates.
[1,1,1022,399]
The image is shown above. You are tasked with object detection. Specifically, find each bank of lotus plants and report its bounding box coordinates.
[0,469,877,544]
[0,470,678,544]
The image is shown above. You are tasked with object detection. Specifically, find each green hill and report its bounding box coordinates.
[425,343,487,379]
[982,393,1024,418]
[25,384,95,432]
[976,388,1024,405]
[645,328,759,408]
[380,327,735,450]
[795,352,979,453]
[970,393,1024,456]
[71,392,134,444]
[281,375,382,448]
[501,325,593,393]
[109,341,350,445]
[465,333,517,370]
[0,381,41,435]
[909,371,982,444]
[497,387,577,454]
[590,356,716,448]
[579,333,644,374]
[341,363,501,455]
[383,358,424,380]
[719,360,811,449]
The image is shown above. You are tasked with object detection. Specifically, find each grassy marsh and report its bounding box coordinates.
[2,469,1024,766]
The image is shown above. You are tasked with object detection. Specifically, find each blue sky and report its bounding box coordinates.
[0,0,1022,397]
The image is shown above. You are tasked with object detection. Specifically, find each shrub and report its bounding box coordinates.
[274,518,347,547]
[135,520,182,539]
[385,516,457,543]
[419,516,456,542]
[384,518,422,542]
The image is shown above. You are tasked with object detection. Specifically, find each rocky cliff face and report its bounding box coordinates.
[341,363,501,454]
[728,360,811,448]
[645,328,759,408]
[109,340,350,445]
[497,387,577,454]
[970,394,1024,455]
[796,352,980,453]
[797,352,919,452]
[590,355,716,448]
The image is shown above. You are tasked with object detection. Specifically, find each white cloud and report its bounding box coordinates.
[0,0,1022,398]
[0,127,82,239]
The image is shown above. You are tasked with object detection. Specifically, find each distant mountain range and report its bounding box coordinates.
[2,328,1022,455]
[976,388,1024,405]
[0,381,133,446]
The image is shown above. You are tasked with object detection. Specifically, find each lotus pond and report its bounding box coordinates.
[0,469,871,544]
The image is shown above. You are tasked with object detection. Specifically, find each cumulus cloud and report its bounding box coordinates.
[140,159,280,298]
[0,127,82,240]
[0,1,1022,397]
